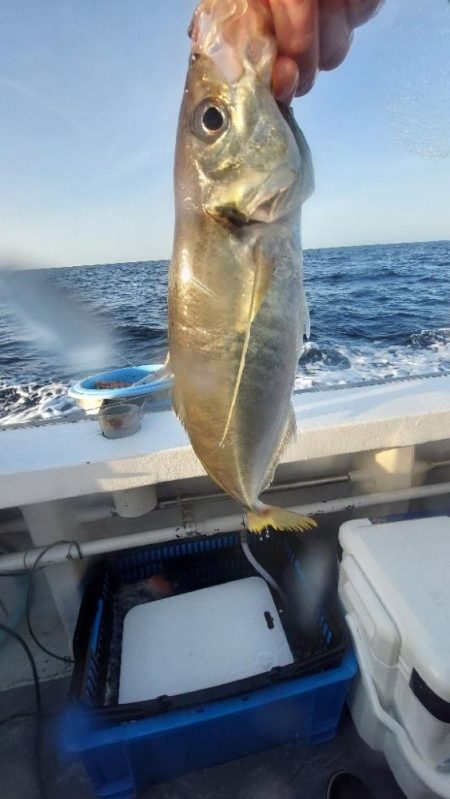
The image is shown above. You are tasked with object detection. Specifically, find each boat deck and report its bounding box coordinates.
[0,676,406,799]
[2,375,449,798]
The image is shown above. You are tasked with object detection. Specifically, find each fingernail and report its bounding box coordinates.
[277,71,299,102]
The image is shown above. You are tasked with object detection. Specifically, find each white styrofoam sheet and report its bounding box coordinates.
[118,576,294,704]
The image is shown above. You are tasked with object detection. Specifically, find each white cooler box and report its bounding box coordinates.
[338,516,450,799]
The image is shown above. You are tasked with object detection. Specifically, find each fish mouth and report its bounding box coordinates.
[213,205,262,228]
[211,183,296,228]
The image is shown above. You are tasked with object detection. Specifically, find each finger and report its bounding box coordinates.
[269,0,319,95]
[318,0,353,71]
[272,56,299,102]
[346,0,385,29]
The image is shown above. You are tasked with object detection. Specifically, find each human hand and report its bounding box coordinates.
[263,0,385,101]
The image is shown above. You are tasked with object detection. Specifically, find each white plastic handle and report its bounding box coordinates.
[346,613,450,799]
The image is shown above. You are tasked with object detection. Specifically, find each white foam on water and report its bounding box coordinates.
[0,382,78,426]
[295,328,450,390]
[1,329,450,425]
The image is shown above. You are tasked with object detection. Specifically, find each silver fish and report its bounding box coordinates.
[168,0,316,533]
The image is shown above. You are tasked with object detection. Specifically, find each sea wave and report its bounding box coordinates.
[0,382,78,426]
[1,242,448,425]
[1,326,449,427]
[295,327,450,389]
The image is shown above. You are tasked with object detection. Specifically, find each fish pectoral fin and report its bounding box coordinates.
[220,244,274,447]
[234,242,274,334]
[250,240,275,321]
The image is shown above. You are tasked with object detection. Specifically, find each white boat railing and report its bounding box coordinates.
[0,374,450,510]
[0,479,449,573]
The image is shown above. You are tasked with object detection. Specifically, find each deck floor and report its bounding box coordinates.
[0,677,406,799]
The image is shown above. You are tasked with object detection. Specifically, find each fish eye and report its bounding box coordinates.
[202,106,224,132]
[192,98,229,142]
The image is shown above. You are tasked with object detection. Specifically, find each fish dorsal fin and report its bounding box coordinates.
[284,403,297,449]
[219,242,274,447]
[277,104,314,203]
[261,403,297,491]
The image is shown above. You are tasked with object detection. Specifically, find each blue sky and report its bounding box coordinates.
[0,0,449,267]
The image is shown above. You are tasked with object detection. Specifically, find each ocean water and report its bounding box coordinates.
[0,240,449,425]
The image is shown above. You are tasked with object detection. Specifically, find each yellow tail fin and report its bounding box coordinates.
[246,504,317,534]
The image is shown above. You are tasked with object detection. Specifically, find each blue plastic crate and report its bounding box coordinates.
[63,532,357,798]
[64,651,356,799]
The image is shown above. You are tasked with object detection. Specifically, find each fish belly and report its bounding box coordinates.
[169,225,303,507]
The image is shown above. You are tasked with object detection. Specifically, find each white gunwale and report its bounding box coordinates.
[0,374,449,510]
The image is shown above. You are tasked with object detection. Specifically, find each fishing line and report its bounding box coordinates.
[111,348,138,369]
[239,530,287,603]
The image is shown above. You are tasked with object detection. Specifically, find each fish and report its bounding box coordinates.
[168,0,316,534]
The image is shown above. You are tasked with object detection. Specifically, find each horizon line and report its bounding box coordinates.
[45,237,450,270]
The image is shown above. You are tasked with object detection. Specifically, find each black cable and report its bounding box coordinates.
[25,540,82,665]
[0,540,81,661]
[22,539,83,571]
[0,538,83,578]
[0,595,8,616]
[0,542,83,796]
[0,623,47,799]
[0,623,41,711]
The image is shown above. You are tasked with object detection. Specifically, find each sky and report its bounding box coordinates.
[0,0,449,267]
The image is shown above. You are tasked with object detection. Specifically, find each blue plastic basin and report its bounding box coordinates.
[68,364,172,401]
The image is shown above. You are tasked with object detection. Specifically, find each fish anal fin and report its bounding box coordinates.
[172,382,188,431]
[247,503,316,533]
